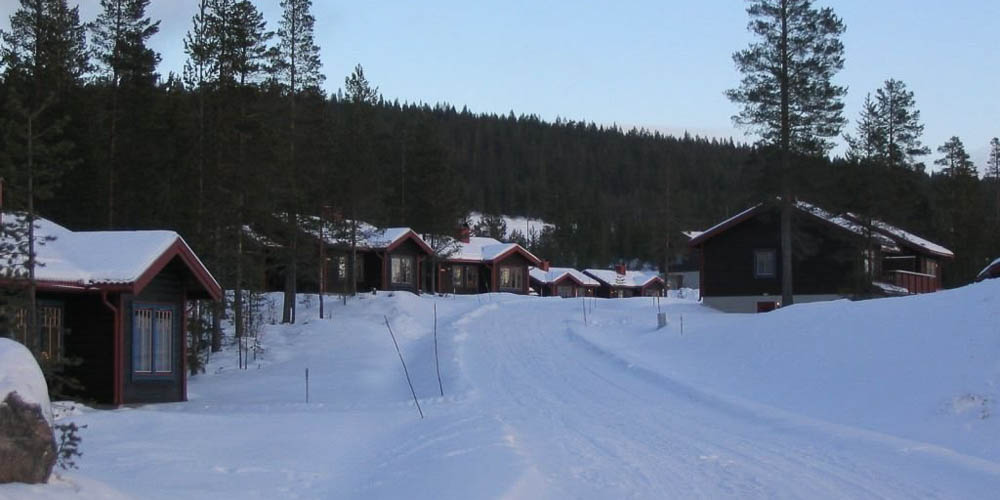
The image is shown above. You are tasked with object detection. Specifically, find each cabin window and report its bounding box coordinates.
[754,249,776,278]
[9,303,64,361]
[557,284,574,298]
[499,266,524,290]
[452,266,464,288]
[923,259,939,277]
[391,255,416,286]
[133,303,174,375]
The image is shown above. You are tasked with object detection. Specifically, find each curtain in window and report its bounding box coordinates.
[135,309,153,373]
[154,309,172,373]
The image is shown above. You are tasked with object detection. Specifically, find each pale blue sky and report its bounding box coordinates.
[3,1,998,166]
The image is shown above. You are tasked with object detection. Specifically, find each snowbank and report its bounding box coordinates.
[0,338,52,425]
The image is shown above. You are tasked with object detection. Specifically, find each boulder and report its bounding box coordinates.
[0,338,57,484]
[0,391,57,483]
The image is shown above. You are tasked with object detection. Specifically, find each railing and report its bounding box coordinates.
[887,270,939,294]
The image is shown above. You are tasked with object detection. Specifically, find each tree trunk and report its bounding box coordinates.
[778,0,794,307]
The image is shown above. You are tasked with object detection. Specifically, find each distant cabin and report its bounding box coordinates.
[249,217,434,294]
[529,263,599,297]
[688,200,954,313]
[1,214,221,405]
[436,225,541,295]
[583,265,665,298]
[977,258,1000,282]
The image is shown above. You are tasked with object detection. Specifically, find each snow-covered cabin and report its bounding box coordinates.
[250,216,435,294]
[529,263,599,297]
[583,265,665,298]
[688,200,954,313]
[435,225,541,294]
[0,213,221,405]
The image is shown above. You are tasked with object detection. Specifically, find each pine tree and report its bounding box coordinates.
[1,0,85,391]
[272,0,324,323]
[726,0,847,306]
[90,0,160,228]
[935,136,976,178]
[874,79,929,171]
[986,138,1000,182]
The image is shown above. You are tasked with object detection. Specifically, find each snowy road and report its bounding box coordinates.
[450,297,1000,499]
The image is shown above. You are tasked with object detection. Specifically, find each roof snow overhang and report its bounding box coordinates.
[383,230,434,255]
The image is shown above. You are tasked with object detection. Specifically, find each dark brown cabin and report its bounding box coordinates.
[688,200,953,313]
[3,215,222,405]
[437,230,541,295]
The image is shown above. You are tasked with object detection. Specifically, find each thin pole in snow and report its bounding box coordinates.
[305,368,309,403]
[434,303,443,397]
[385,315,424,419]
[680,314,684,335]
[582,296,587,326]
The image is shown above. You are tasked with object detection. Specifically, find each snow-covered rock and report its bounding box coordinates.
[0,338,56,484]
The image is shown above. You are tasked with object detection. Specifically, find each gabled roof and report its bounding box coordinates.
[583,269,663,289]
[529,267,600,287]
[687,200,921,254]
[443,236,541,265]
[1,213,221,300]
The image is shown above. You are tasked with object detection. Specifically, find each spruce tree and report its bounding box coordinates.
[90,0,161,228]
[726,0,847,305]
[341,64,379,297]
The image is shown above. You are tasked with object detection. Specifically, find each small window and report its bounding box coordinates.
[499,266,523,290]
[452,266,464,288]
[754,249,776,278]
[391,255,415,286]
[133,304,174,375]
[557,284,574,298]
[466,266,478,288]
[924,259,938,277]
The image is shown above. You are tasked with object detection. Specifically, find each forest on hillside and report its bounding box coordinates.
[2,0,999,298]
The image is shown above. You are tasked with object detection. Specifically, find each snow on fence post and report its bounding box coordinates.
[384,316,424,419]
[434,304,444,397]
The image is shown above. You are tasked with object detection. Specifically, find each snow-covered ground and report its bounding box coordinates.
[3,282,1000,499]
[467,212,553,239]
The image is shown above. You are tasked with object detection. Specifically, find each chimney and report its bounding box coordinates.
[458,223,471,244]
[614,263,627,275]
[540,260,550,271]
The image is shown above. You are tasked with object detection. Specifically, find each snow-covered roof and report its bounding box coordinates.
[794,202,900,252]
[977,257,1000,281]
[444,236,540,264]
[297,216,423,251]
[529,266,600,287]
[872,281,909,296]
[852,216,954,258]
[0,213,221,297]
[584,269,663,288]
